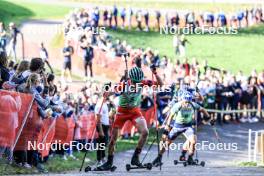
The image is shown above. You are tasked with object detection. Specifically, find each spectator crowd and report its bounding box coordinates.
[0,4,264,174]
[63,5,264,33]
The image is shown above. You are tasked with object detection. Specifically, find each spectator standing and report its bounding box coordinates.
[103,8,108,26]
[80,38,94,80]
[93,7,100,27]
[62,40,74,82]
[0,22,7,54]
[247,77,260,123]
[136,10,143,31]
[107,9,113,28]
[173,34,180,56]
[120,8,126,29]
[7,22,20,61]
[0,52,10,89]
[126,7,133,30]
[39,42,53,73]
[217,11,227,27]
[230,76,242,122]
[179,34,189,57]
[171,12,180,28]
[186,12,195,30]
[143,10,149,32]
[156,10,161,30]
[95,95,110,166]
[206,80,216,117]
[113,5,118,29]
[182,58,190,76]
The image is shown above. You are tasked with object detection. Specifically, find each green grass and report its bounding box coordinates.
[51,25,264,74]
[0,128,159,174]
[238,161,258,167]
[0,139,137,174]
[69,0,257,12]
[0,0,70,25]
[107,27,264,74]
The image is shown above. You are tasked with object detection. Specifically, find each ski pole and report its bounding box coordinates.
[152,72,161,170]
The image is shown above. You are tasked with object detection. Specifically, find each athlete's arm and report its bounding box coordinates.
[165,112,174,129]
[194,91,204,102]
[199,107,210,119]
[162,106,171,115]
[152,69,163,86]
[199,107,215,125]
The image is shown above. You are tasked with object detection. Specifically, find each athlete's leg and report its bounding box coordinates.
[108,127,119,156]
[134,117,149,149]
[180,140,190,161]
[131,117,149,166]
[152,127,181,166]
[184,127,196,163]
[187,134,197,156]
[98,127,119,170]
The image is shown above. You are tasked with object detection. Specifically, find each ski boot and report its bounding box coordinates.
[179,154,186,162]
[131,153,143,167]
[152,154,163,167]
[187,155,195,165]
[174,151,187,166]
[96,155,114,171]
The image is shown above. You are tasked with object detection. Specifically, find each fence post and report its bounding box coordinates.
[261,132,264,164]
[248,129,252,162]
[254,131,258,162]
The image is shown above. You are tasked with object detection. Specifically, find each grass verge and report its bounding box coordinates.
[0,0,70,25]
[0,139,137,174]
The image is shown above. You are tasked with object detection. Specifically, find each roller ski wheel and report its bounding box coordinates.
[84,166,92,172]
[200,161,205,167]
[174,160,187,166]
[145,163,152,170]
[126,164,131,171]
[126,163,152,171]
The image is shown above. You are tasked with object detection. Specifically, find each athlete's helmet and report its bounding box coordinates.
[181,91,192,102]
[129,67,144,83]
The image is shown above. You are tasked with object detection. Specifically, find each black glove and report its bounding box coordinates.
[203,115,210,121]
[210,119,216,126]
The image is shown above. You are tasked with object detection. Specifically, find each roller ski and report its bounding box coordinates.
[126,150,152,171]
[174,155,205,167]
[174,153,188,167]
[187,155,205,167]
[85,156,117,172]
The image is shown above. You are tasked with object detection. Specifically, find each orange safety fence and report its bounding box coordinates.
[0,90,23,149]
[15,103,43,151]
[78,114,89,140]
[0,90,41,152]
[74,113,98,142]
[85,113,98,140]
[65,117,76,144]
[70,38,153,81]
[38,118,56,158]
[53,115,69,144]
